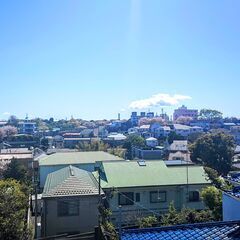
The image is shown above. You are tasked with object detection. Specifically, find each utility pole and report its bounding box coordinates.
[118,205,122,240]
[33,161,38,239]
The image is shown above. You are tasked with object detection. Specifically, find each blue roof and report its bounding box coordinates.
[121,221,240,240]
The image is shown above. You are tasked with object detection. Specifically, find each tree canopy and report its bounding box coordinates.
[123,134,145,159]
[0,179,29,240]
[199,109,223,121]
[190,131,234,175]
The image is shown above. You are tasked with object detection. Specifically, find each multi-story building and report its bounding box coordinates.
[99,160,210,225]
[18,120,37,135]
[173,105,198,121]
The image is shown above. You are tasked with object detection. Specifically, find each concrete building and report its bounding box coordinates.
[41,165,102,237]
[173,105,198,121]
[18,121,37,135]
[99,161,210,225]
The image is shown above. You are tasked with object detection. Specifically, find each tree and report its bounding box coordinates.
[40,137,49,151]
[8,115,18,127]
[167,131,185,144]
[0,126,18,141]
[0,179,29,240]
[161,202,215,226]
[201,186,222,221]
[199,109,223,121]
[3,159,30,184]
[190,132,235,175]
[138,216,157,228]
[123,135,145,159]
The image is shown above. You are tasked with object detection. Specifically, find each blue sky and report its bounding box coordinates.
[0,0,240,120]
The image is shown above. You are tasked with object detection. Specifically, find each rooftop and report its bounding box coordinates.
[38,151,123,166]
[100,160,209,189]
[43,165,101,198]
[169,140,188,152]
[121,221,240,240]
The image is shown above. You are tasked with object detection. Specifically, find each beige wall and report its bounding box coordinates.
[42,195,99,237]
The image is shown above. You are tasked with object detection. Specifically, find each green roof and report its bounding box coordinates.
[43,165,101,198]
[39,151,123,166]
[100,161,210,189]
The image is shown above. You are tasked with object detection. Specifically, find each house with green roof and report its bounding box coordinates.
[98,160,210,225]
[37,151,123,188]
[41,165,102,237]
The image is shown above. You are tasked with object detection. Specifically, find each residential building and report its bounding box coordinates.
[99,161,210,225]
[41,165,102,237]
[169,140,188,153]
[0,148,33,169]
[18,121,37,134]
[154,126,171,138]
[37,151,124,188]
[103,133,127,147]
[230,126,240,144]
[173,124,191,137]
[223,187,240,221]
[173,105,198,121]
[133,146,164,160]
[63,137,91,149]
[121,221,240,240]
[130,112,138,126]
[168,151,191,162]
[145,137,158,148]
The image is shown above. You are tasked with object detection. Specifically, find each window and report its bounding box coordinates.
[150,191,166,203]
[58,200,79,217]
[135,193,140,202]
[189,191,200,202]
[118,192,134,206]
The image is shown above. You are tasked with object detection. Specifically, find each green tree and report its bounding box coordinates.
[199,109,223,121]
[0,179,29,240]
[167,131,185,144]
[3,159,30,184]
[138,216,157,228]
[190,132,235,175]
[201,186,222,221]
[123,135,145,159]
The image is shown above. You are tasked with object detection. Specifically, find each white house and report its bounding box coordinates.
[146,137,158,148]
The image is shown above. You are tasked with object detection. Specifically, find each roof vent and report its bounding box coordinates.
[69,165,75,176]
[138,160,146,166]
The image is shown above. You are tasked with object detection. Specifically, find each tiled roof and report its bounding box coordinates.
[121,221,240,240]
[38,151,123,166]
[42,165,102,198]
[226,172,240,185]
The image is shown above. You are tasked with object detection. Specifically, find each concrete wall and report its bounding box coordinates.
[42,196,99,237]
[105,184,207,225]
[223,192,240,221]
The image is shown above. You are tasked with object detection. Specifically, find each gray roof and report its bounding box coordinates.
[42,165,101,198]
[169,140,188,151]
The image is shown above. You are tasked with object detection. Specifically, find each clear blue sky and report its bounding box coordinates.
[0,0,240,120]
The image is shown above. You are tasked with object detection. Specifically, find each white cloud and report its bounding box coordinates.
[3,112,10,116]
[129,93,192,109]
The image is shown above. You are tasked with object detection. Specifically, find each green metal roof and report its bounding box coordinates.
[43,165,101,198]
[100,161,210,189]
[38,151,123,166]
